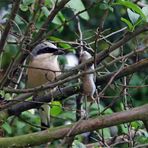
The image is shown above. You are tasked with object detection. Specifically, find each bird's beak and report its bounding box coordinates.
[54,48,65,55]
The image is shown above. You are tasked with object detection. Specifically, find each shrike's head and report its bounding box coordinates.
[31,41,64,58]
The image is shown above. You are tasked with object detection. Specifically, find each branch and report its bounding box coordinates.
[0,93,33,111]
[1,84,79,118]
[4,57,148,93]
[0,0,21,54]
[58,23,148,80]
[0,1,45,88]
[0,104,147,147]
[4,23,148,93]
[1,25,148,118]
[96,58,148,84]
[32,0,70,45]
[2,58,147,117]
[0,0,70,88]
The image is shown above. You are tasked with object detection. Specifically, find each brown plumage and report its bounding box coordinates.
[27,42,62,129]
[27,53,61,88]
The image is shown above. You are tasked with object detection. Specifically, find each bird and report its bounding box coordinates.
[27,41,64,129]
[79,51,96,101]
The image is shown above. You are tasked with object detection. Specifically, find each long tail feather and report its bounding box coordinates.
[38,104,50,130]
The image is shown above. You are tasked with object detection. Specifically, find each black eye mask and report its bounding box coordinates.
[36,47,59,55]
[31,42,65,57]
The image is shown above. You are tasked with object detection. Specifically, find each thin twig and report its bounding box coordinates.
[0,0,21,54]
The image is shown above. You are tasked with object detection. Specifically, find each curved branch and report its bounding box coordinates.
[0,104,147,147]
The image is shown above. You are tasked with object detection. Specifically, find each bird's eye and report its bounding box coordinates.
[36,47,58,55]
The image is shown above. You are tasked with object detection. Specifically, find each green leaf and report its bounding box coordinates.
[121,17,134,31]
[52,12,65,25]
[136,135,148,144]
[0,52,11,69]
[100,3,109,10]
[108,6,114,12]
[59,111,75,120]
[129,74,141,86]
[100,3,113,12]
[45,0,51,6]
[127,8,140,24]
[41,7,64,26]
[2,122,12,134]
[67,0,89,20]
[58,55,68,65]
[133,17,143,29]
[58,43,72,50]
[20,4,28,12]
[72,140,86,148]
[17,121,26,129]
[48,36,75,52]
[50,101,62,116]
[131,121,143,129]
[41,6,50,17]
[120,124,128,133]
[113,0,146,19]
[15,14,25,25]
[23,0,34,6]
[52,15,61,25]
[142,6,148,22]
[101,128,111,138]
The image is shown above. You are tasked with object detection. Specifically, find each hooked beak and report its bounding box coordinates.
[53,48,65,55]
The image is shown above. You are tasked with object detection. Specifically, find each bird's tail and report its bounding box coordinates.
[38,104,50,130]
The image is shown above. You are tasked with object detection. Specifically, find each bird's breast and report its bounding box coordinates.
[27,54,61,88]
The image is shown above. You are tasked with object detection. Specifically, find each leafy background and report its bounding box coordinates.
[0,0,148,147]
